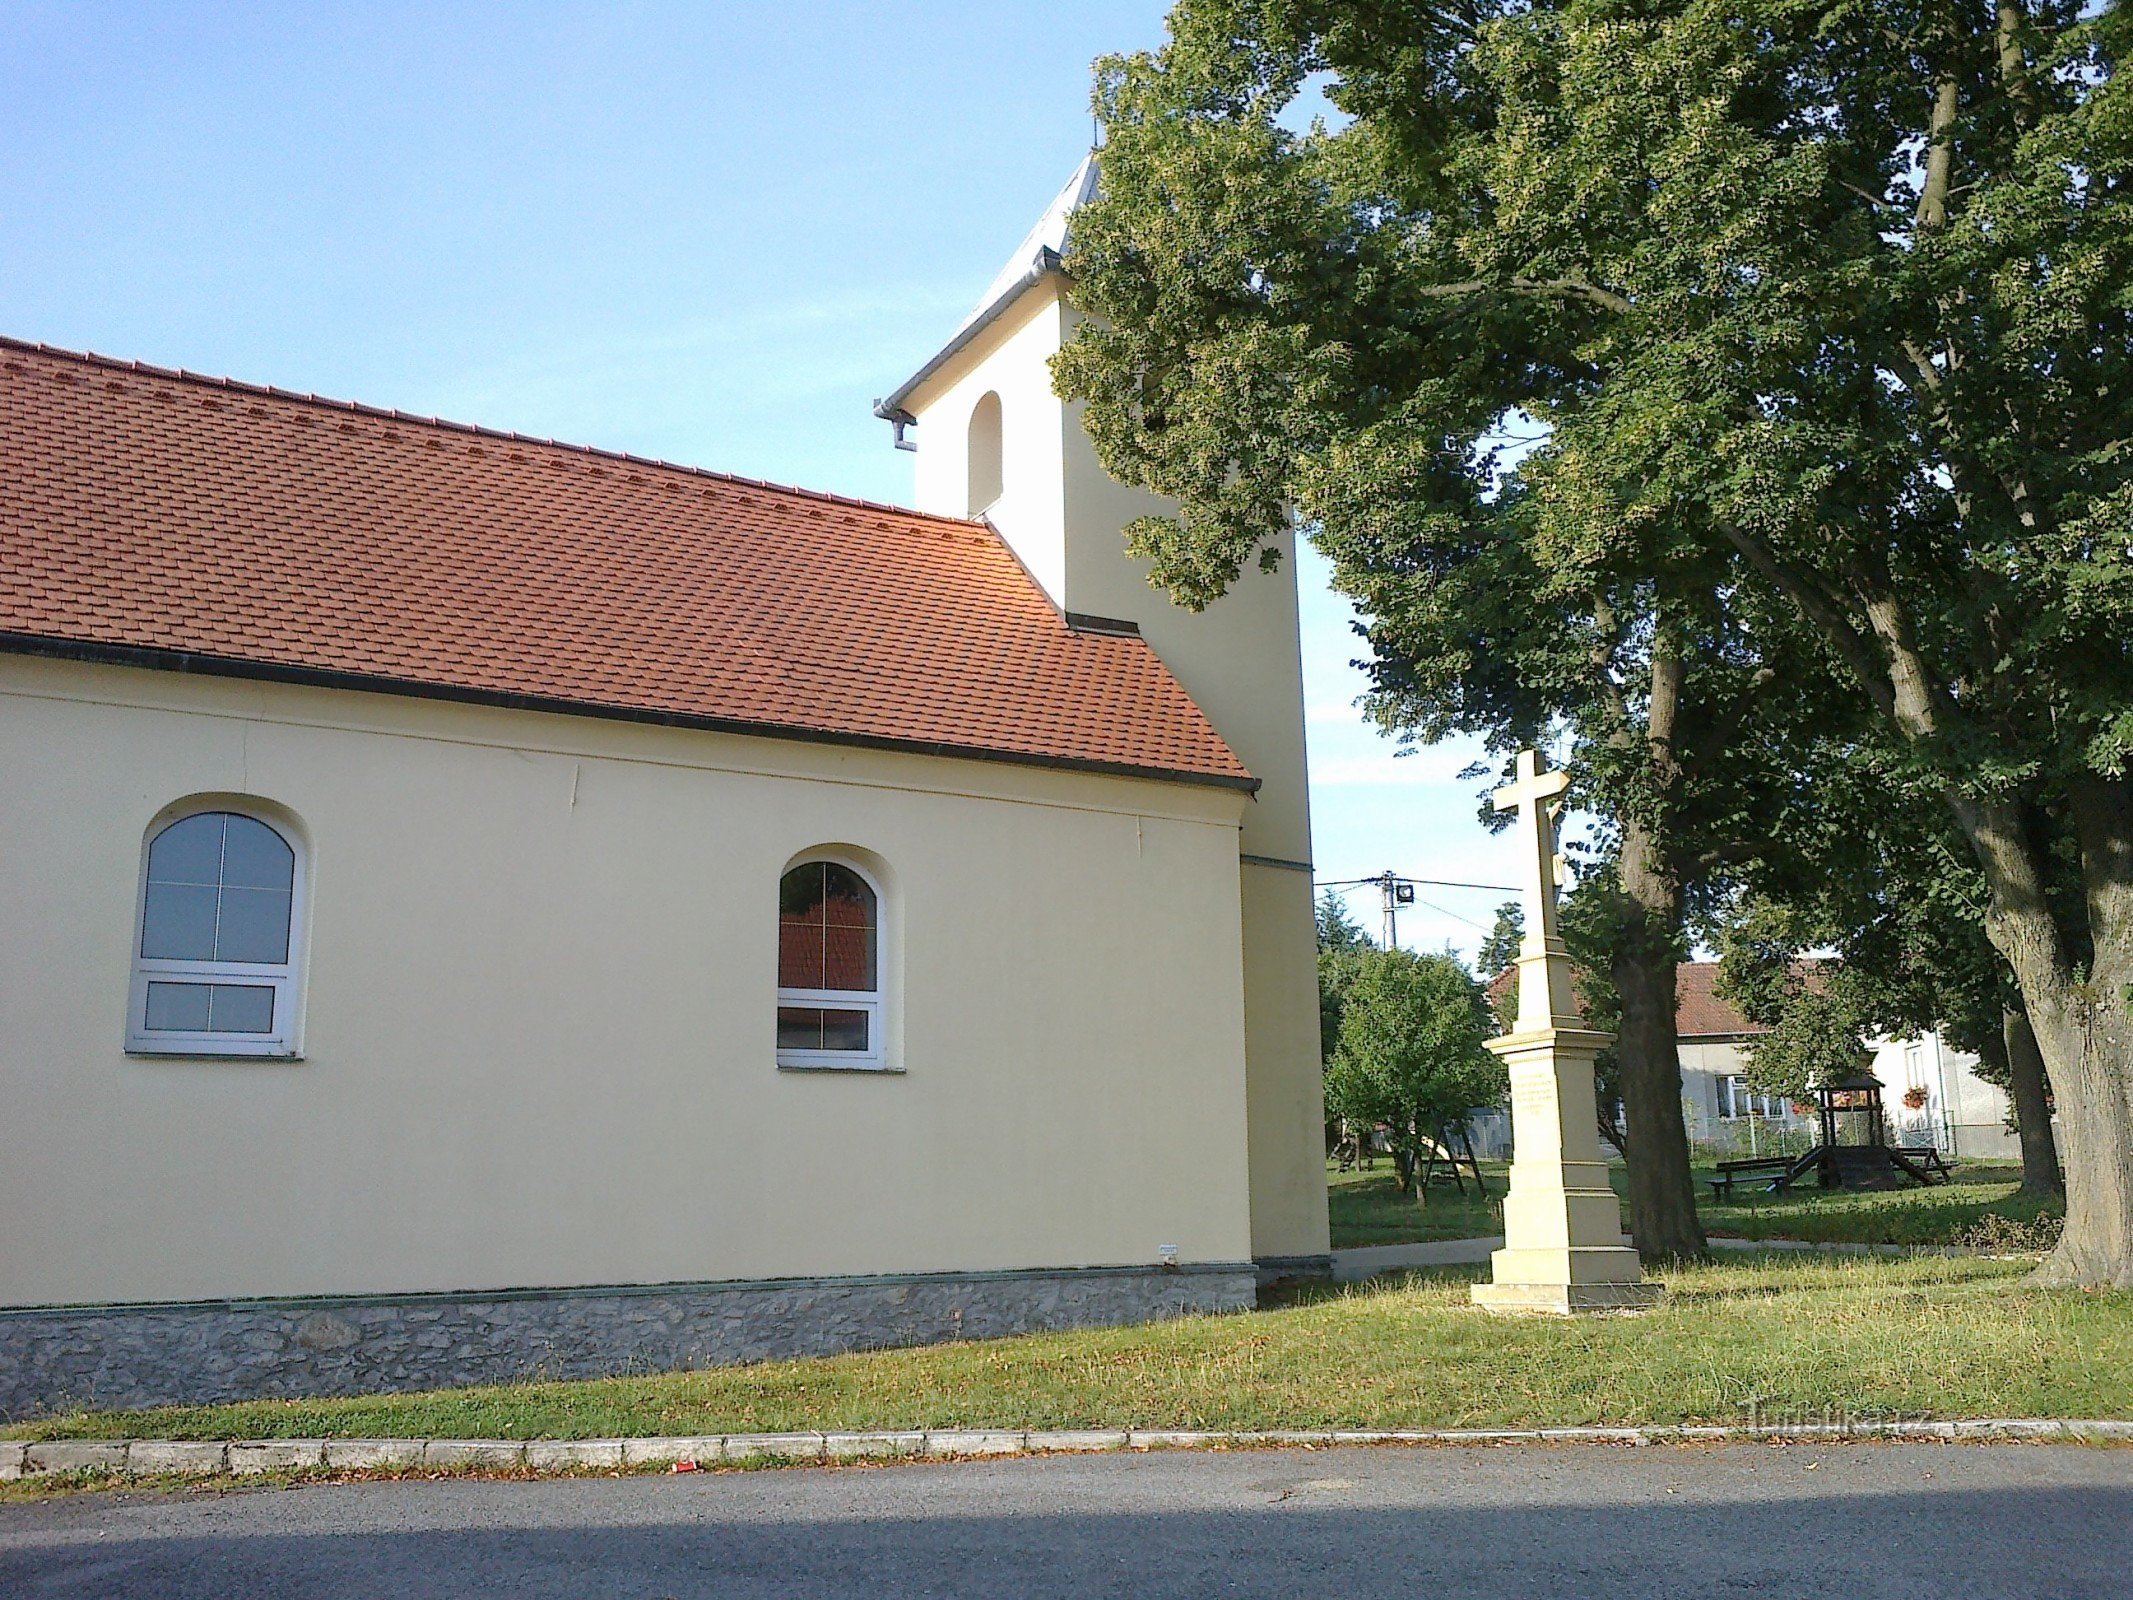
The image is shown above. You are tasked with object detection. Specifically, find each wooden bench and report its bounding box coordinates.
[1707,1156,1796,1200]
[1892,1141,1953,1182]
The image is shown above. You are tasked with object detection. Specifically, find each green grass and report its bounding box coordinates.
[1328,1158,2059,1250]
[1701,1162,2060,1245]
[9,1256,2128,1443]
[1326,1160,1505,1246]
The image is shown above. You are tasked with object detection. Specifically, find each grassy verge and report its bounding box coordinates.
[1328,1159,2059,1250]
[1326,1161,1505,1246]
[1700,1163,2058,1245]
[9,1255,2128,1444]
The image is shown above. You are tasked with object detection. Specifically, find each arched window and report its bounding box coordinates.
[776,856,884,1068]
[966,391,1003,515]
[128,807,304,1057]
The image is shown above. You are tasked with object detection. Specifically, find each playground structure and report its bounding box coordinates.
[1708,1073,1950,1199]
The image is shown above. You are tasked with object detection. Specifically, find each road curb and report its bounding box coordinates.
[6,1418,2132,1481]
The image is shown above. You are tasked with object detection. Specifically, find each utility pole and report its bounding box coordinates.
[1315,871,1512,953]
[1378,869,1415,949]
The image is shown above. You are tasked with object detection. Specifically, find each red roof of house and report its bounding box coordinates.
[0,338,1251,790]
[1674,963,1763,1038]
[1484,960,1766,1038]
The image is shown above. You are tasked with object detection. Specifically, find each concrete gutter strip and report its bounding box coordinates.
[7,1420,2132,1481]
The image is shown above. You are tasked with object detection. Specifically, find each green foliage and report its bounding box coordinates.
[1737,985,1870,1105]
[1476,900,1522,985]
[1325,948,1506,1152]
[1317,890,1370,951]
[1316,889,1373,1064]
[1054,0,1843,863]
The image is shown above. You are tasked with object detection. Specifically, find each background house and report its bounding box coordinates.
[1672,965,2020,1160]
[1485,962,2022,1161]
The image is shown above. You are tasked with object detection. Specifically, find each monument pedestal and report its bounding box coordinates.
[1470,752,1660,1315]
[1469,1026,1661,1317]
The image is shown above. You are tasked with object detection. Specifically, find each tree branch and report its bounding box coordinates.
[1916,75,1960,231]
[1647,623,1687,790]
[1415,276,1634,316]
[1717,522,1898,722]
[1588,597,1634,742]
[1859,586,1963,744]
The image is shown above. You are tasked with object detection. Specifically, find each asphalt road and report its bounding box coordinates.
[5,1443,2130,1598]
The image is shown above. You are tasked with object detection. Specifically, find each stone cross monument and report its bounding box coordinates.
[1470,750,1661,1314]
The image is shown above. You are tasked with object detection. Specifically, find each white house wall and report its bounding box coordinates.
[1870,1033,2021,1161]
[0,655,1257,1308]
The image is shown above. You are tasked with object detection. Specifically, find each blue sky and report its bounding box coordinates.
[1,0,1522,956]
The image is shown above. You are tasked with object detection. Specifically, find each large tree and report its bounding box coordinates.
[1431,0,2131,1280]
[1060,0,2133,1284]
[1054,1,1838,1261]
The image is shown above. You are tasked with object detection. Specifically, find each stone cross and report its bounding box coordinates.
[1493,748,1570,955]
[1470,747,1659,1313]
[1492,749,1577,1036]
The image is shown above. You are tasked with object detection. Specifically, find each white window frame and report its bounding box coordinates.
[1718,1076,1785,1121]
[125,804,307,1059]
[775,853,889,1072]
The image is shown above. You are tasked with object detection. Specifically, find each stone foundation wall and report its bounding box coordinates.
[0,1263,1256,1421]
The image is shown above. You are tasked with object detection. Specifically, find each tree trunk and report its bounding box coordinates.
[1721,522,2133,1283]
[1958,779,2133,1287]
[2023,992,2133,1286]
[1611,817,1710,1262]
[2001,1007,2063,1199]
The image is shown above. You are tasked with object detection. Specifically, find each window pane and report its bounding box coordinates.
[778,921,826,990]
[777,1006,824,1051]
[219,816,294,891]
[147,813,225,886]
[215,886,292,964]
[820,864,875,923]
[778,862,826,919]
[821,922,876,991]
[818,1008,869,1052]
[140,882,219,960]
[207,984,275,1034]
[818,864,877,990]
[144,980,213,1032]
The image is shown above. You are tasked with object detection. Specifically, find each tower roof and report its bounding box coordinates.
[876,154,1098,424]
[955,152,1098,338]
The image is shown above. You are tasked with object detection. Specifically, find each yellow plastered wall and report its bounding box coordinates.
[0,656,1256,1306]
[901,283,1329,1261]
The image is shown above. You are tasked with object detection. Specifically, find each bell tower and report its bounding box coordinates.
[876,156,1330,1271]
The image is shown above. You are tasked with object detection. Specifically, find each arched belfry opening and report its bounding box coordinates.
[966,392,1003,516]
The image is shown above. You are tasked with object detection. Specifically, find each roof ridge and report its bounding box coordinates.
[0,334,985,531]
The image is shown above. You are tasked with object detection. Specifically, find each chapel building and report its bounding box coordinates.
[0,161,1328,1417]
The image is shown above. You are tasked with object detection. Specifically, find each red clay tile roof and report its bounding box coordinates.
[1674,963,1764,1038]
[0,338,1252,790]
[1484,960,1767,1038]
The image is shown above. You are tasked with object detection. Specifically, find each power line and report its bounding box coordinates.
[1317,869,1518,947]
[1316,874,1517,893]
[1407,893,1497,934]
